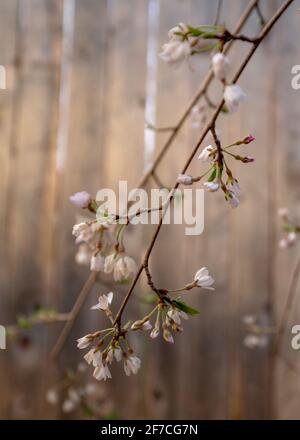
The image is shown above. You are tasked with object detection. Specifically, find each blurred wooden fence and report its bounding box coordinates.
[0,0,300,419]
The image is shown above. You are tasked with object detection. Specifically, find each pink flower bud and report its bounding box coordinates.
[69,191,91,209]
[243,134,255,144]
[177,174,193,185]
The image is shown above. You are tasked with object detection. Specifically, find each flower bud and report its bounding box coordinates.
[177,174,193,185]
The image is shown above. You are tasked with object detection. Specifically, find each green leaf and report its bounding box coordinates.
[207,167,217,182]
[173,299,200,316]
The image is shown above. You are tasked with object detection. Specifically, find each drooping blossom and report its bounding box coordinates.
[69,191,92,209]
[212,52,230,80]
[194,267,215,290]
[223,84,247,112]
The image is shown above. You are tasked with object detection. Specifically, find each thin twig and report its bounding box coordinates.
[50,272,97,360]
[214,0,223,26]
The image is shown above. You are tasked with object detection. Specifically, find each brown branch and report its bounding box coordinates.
[50,272,97,361]
[113,0,295,327]
[50,0,263,359]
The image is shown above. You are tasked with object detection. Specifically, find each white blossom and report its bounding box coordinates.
[278,207,289,219]
[204,181,219,192]
[46,389,59,405]
[163,327,174,343]
[243,334,268,349]
[62,399,76,413]
[108,255,137,282]
[124,355,141,376]
[227,191,240,208]
[69,191,91,209]
[168,23,189,40]
[288,231,297,244]
[194,267,215,290]
[198,145,215,163]
[72,222,95,245]
[159,39,191,65]
[93,364,112,381]
[90,253,105,272]
[224,84,247,113]
[177,174,193,185]
[75,244,92,266]
[191,104,206,129]
[104,253,116,273]
[167,308,188,326]
[85,383,97,396]
[150,326,160,339]
[77,335,92,349]
[91,292,113,311]
[106,347,122,364]
[212,52,230,80]
[84,348,103,367]
[96,208,116,227]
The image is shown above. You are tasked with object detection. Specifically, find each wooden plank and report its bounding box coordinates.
[2,0,62,418]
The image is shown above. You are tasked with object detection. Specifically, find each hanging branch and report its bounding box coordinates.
[50,0,261,362]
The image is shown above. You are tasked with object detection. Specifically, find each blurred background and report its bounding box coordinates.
[0,0,300,420]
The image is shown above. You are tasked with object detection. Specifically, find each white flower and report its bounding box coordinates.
[279,238,289,249]
[150,326,160,339]
[194,267,215,290]
[204,181,219,192]
[212,52,230,80]
[77,335,92,349]
[75,244,92,266]
[104,253,116,273]
[288,231,297,244]
[168,22,189,40]
[243,334,268,349]
[228,180,241,197]
[224,84,247,113]
[69,191,91,209]
[46,389,59,405]
[90,253,105,272]
[227,191,240,208]
[83,348,103,367]
[113,255,137,282]
[93,364,112,381]
[131,319,152,331]
[159,39,191,65]
[68,388,80,404]
[177,174,193,185]
[72,222,93,244]
[124,355,141,376]
[163,327,174,343]
[106,347,122,364]
[62,399,76,413]
[278,207,289,219]
[85,383,97,396]
[242,315,256,325]
[91,292,113,311]
[198,145,215,163]
[167,308,188,326]
[96,208,116,227]
[191,104,206,129]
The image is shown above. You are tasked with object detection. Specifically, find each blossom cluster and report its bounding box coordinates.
[46,362,115,417]
[70,192,137,280]
[178,133,255,208]
[77,268,214,381]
